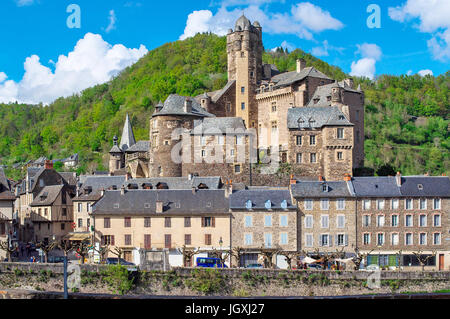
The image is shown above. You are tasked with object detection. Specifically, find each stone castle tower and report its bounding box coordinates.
[227,14,263,129]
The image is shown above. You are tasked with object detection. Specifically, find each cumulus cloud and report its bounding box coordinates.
[417,69,433,76]
[388,0,450,61]
[350,43,382,80]
[180,2,343,40]
[311,40,344,57]
[105,10,117,33]
[0,72,7,83]
[0,33,147,105]
[15,0,34,6]
[271,40,295,52]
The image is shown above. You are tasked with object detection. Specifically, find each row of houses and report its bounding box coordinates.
[1,162,449,270]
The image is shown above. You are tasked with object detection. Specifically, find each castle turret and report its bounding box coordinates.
[120,113,136,151]
[109,135,124,174]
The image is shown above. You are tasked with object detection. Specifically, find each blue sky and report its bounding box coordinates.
[0,0,449,104]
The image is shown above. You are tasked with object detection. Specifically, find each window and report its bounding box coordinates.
[363,233,371,245]
[201,136,207,146]
[144,217,151,228]
[271,102,277,112]
[433,214,441,227]
[391,199,399,210]
[280,215,288,227]
[304,199,313,210]
[305,234,313,247]
[61,223,65,231]
[241,86,245,94]
[62,208,67,216]
[165,234,171,249]
[377,215,385,227]
[305,215,313,228]
[391,215,398,227]
[217,135,225,145]
[433,233,441,245]
[363,215,370,227]
[184,217,191,227]
[244,234,253,246]
[230,149,235,156]
[264,215,272,227]
[377,233,385,246]
[310,135,316,145]
[202,217,215,227]
[87,218,90,228]
[264,233,272,248]
[405,215,413,227]
[419,215,427,227]
[337,234,346,246]
[124,234,132,246]
[236,136,244,145]
[244,216,252,227]
[296,153,302,164]
[124,217,131,228]
[337,152,343,160]
[201,150,206,158]
[377,200,385,210]
[320,199,329,210]
[310,153,317,163]
[144,234,151,249]
[296,136,302,146]
[205,234,212,246]
[405,233,413,246]
[337,199,346,210]
[241,102,245,110]
[405,198,413,210]
[363,200,371,210]
[165,217,171,228]
[337,128,344,139]
[101,235,115,246]
[419,199,427,210]
[104,218,111,229]
[77,203,82,212]
[280,233,288,245]
[419,233,427,245]
[234,165,241,173]
[320,234,329,247]
[391,233,399,245]
[337,215,345,228]
[433,198,441,210]
[78,219,83,228]
[321,215,329,228]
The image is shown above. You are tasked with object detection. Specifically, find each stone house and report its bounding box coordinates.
[91,188,230,266]
[229,187,297,268]
[0,168,16,260]
[291,177,357,256]
[353,174,450,271]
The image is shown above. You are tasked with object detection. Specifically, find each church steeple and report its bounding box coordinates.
[120,113,136,151]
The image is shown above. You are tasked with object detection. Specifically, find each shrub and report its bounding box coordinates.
[104,265,135,295]
[185,269,226,295]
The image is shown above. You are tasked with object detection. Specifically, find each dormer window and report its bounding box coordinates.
[313,98,320,104]
[265,200,272,210]
[156,201,163,213]
[281,200,288,210]
[246,200,252,210]
[322,184,329,192]
[418,184,423,190]
[339,115,345,120]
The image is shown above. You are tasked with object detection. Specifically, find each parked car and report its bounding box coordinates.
[106,258,135,266]
[245,263,264,269]
[306,263,323,270]
[196,257,228,268]
[47,256,66,263]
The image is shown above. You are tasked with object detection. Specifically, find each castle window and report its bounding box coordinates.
[296,136,302,146]
[241,51,245,57]
[296,153,302,164]
[337,152,343,160]
[356,130,360,143]
[241,87,245,94]
[271,102,277,112]
[310,153,317,163]
[313,98,320,104]
[234,165,241,173]
[236,136,244,145]
[327,96,332,102]
[201,150,206,158]
[310,135,316,145]
[226,102,231,113]
[241,102,245,110]
[337,128,344,139]
[250,71,254,78]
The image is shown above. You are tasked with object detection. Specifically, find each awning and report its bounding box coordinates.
[302,256,319,264]
[63,232,91,241]
[335,258,354,263]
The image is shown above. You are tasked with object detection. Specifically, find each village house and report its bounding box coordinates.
[0,168,16,260]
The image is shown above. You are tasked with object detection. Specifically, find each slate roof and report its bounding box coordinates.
[192,117,247,135]
[74,176,127,201]
[270,67,331,89]
[120,114,136,151]
[109,145,122,153]
[230,189,296,210]
[34,157,47,165]
[125,140,150,153]
[291,181,353,198]
[63,153,79,163]
[0,168,14,200]
[123,176,222,190]
[211,80,235,103]
[30,185,64,207]
[287,107,353,129]
[351,177,402,198]
[400,176,450,197]
[92,189,229,216]
[307,81,362,107]
[59,172,78,186]
[153,94,214,118]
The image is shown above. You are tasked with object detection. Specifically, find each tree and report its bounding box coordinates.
[109,247,124,265]
[58,240,74,257]
[208,247,230,267]
[37,240,58,263]
[412,250,437,271]
[74,239,91,264]
[352,247,374,270]
[259,247,281,269]
[0,240,15,262]
[95,244,110,264]
[230,247,246,268]
[177,245,198,267]
[278,251,300,270]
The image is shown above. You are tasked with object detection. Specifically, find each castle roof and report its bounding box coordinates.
[235,14,251,31]
[152,94,214,118]
[125,140,150,153]
[119,114,136,151]
[123,176,222,190]
[270,67,331,88]
[211,80,235,103]
[287,107,353,129]
[291,181,354,198]
[192,117,246,135]
[30,185,65,207]
[307,81,362,107]
[109,145,122,153]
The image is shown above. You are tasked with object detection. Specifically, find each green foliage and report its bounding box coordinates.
[104,264,135,295]
[185,269,226,295]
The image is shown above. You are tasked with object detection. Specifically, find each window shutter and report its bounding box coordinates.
[319,235,322,246]
[329,235,332,247]
[335,235,338,246]
[345,235,349,246]
[201,217,205,228]
[212,217,215,228]
[111,235,115,246]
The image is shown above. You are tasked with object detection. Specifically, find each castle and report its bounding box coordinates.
[109,15,365,184]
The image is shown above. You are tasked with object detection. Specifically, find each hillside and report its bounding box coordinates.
[0,33,448,180]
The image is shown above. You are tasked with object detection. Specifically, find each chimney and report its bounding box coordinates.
[44,160,53,170]
[395,172,402,187]
[318,175,324,182]
[120,185,126,195]
[184,98,192,113]
[156,201,163,213]
[225,180,233,198]
[296,59,306,73]
[344,173,352,182]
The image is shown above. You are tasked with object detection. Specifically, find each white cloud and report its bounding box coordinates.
[105,10,117,33]
[16,0,34,6]
[417,69,433,76]
[180,2,343,40]
[271,40,295,52]
[0,72,7,83]
[0,33,147,105]
[388,0,450,61]
[311,40,344,57]
[350,43,382,80]
[406,70,413,75]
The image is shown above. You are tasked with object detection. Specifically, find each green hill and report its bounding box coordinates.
[0,33,448,180]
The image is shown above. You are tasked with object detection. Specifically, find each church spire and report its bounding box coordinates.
[120,113,136,151]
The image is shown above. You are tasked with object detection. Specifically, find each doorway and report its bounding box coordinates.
[439,254,444,271]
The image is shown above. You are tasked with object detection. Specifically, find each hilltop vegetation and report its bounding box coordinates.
[0,33,448,179]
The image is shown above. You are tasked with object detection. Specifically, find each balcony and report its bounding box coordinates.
[126,152,150,162]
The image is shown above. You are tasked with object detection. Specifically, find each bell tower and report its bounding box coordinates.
[227,15,263,129]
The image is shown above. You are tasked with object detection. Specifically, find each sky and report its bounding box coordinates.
[0,0,449,105]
